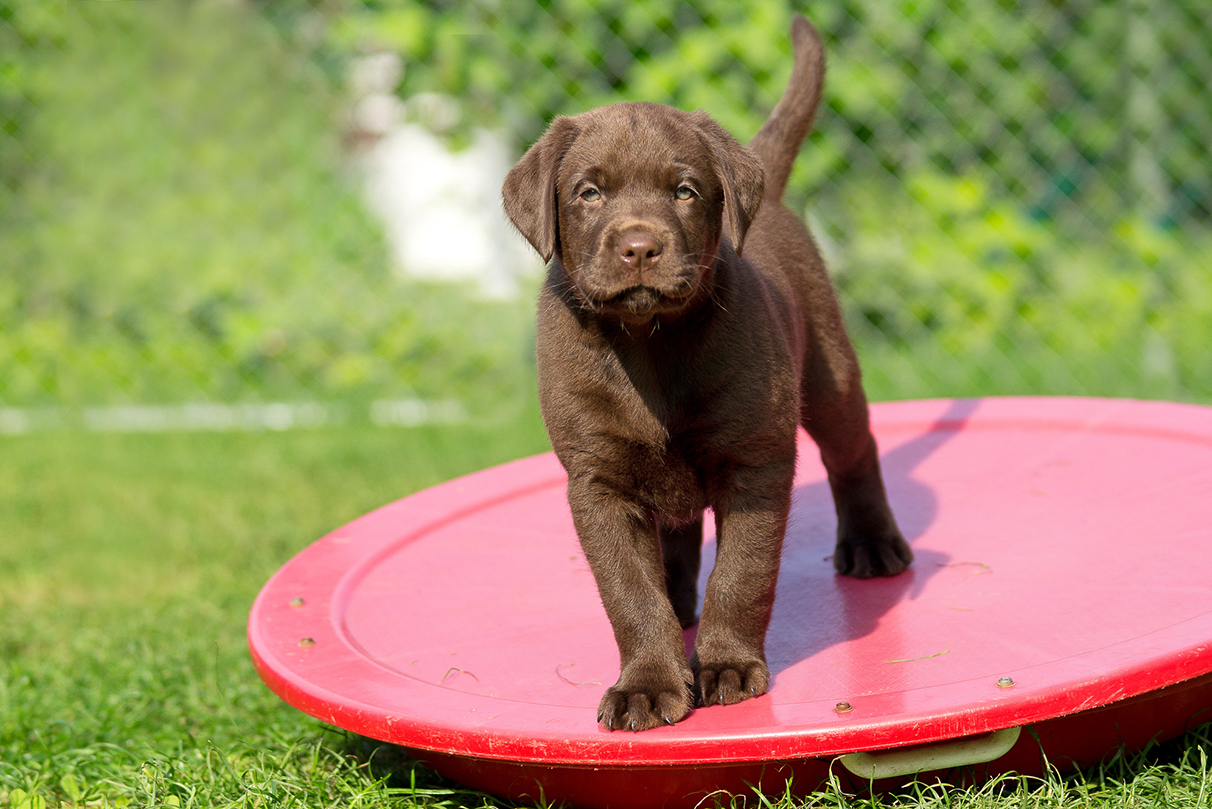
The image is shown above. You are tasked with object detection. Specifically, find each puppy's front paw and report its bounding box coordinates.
[597,667,694,731]
[834,530,913,578]
[693,658,770,706]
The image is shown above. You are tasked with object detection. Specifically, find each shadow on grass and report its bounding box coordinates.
[330,719,1212,808]
[334,729,536,807]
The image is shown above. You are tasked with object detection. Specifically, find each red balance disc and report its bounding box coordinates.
[249,397,1212,808]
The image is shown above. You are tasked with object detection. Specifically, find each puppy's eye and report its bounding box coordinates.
[675,186,696,201]
[580,188,602,202]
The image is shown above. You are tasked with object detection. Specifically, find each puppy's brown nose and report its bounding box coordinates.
[616,230,663,273]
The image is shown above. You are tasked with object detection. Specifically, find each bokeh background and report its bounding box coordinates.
[3,0,1211,430]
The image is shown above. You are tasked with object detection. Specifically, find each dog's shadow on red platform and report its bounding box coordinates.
[687,398,982,674]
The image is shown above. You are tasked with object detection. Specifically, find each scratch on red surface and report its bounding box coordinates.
[556,662,601,687]
[885,650,951,664]
[937,561,993,574]
[442,667,480,683]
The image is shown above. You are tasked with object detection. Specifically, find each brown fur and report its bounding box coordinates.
[502,16,912,732]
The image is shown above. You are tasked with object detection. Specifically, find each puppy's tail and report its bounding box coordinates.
[748,15,825,203]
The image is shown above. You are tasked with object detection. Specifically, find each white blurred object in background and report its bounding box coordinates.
[349,53,538,299]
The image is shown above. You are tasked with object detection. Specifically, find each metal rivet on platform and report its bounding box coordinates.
[835,701,853,713]
[299,637,316,647]
[289,597,306,608]
[997,676,1015,688]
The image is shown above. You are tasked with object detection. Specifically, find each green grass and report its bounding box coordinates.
[2,395,1211,809]
[0,400,550,808]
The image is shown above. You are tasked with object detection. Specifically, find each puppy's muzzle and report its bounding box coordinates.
[580,225,699,321]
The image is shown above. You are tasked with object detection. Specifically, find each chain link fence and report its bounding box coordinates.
[2,0,1209,432]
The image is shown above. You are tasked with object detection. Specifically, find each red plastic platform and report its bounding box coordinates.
[249,397,1212,807]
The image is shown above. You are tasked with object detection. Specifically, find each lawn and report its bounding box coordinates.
[3,394,1211,808]
[0,402,553,808]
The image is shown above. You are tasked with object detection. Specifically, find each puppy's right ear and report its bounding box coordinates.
[502,117,580,263]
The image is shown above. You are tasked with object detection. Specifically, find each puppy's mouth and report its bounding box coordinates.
[598,283,696,321]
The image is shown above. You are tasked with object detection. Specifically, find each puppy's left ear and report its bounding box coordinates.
[691,112,765,255]
[502,117,580,263]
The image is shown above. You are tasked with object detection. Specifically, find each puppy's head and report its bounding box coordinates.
[503,103,764,324]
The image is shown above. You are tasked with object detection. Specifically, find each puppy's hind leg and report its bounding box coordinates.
[800,340,913,578]
[659,516,703,629]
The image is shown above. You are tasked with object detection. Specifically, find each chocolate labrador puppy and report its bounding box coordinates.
[502,16,912,731]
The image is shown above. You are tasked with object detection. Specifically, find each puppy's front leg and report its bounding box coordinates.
[568,478,695,731]
[692,475,792,706]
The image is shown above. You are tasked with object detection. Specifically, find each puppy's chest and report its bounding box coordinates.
[595,367,725,518]
[605,424,712,520]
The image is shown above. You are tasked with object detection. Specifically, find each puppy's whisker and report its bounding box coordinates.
[706,284,730,315]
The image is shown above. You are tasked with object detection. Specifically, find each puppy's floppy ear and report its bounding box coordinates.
[502,117,580,263]
[690,112,765,256]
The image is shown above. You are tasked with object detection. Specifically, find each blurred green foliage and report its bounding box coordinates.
[324,0,1211,403]
[2,0,1210,409]
[322,0,1208,221]
[0,0,530,409]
